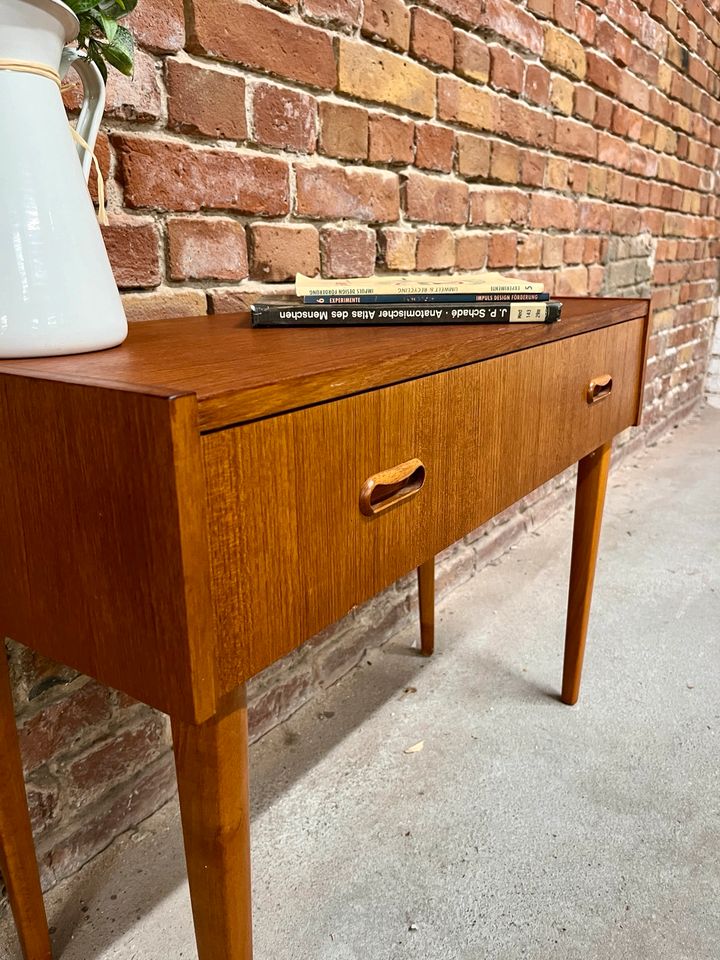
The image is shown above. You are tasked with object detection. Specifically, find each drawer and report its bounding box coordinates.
[203,317,646,689]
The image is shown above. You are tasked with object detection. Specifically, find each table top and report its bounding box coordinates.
[0,297,648,430]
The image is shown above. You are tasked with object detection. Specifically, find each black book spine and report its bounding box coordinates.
[251,301,561,327]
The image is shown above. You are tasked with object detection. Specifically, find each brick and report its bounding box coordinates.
[586,51,621,95]
[498,100,554,148]
[543,26,587,79]
[404,171,469,224]
[488,233,517,268]
[574,86,597,123]
[569,162,589,193]
[583,236,602,264]
[521,151,546,186]
[469,187,529,226]
[455,233,488,269]
[438,76,495,131]
[525,64,551,107]
[167,60,247,141]
[490,46,525,94]
[476,0,544,54]
[206,287,267,315]
[563,235,586,263]
[251,83,317,153]
[302,0,362,27]
[456,132,491,178]
[338,39,435,117]
[114,137,290,216]
[319,102,369,160]
[554,0,576,28]
[167,217,248,281]
[416,227,455,270]
[105,50,162,123]
[18,682,112,772]
[529,194,578,229]
[190,0,337,90]
[102,221,161,289]
[67,718,167,802]
[430,0,486,25]
[542,235,564,267]
[26,780,60,835]
[545,156,569,190]
[554,265,589,295]
[555,118,598,158]
[579,199,613,231]
[295,163,400,221]
[454,31,490,83]
[410,8,454,69]
[368,114,415,163]
[249,225,320,281]
[516,234,543,267]
[126,0,184,53]
[550,75,574,115]
[122,288,208,321]
[618,72,650,112]
[321,226,376,278]
[415,124,454,173]
[594,94,614,128]
[41,756,177,888]
[528,0,553,16]
[576,4,597,42]
[381,228,417,269]
[362,0,411,51]
[588,264,605,295]
[490,141,521,183]
[597,132,631,169]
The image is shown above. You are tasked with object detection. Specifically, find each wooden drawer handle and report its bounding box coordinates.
[359,458,426,517]
[587,374,613,404]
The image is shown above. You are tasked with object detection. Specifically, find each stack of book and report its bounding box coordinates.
[250,272,561,327]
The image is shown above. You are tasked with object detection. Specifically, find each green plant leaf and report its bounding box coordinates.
[92,11,118,41]
[86,37,108,83]
[103,25,134,76]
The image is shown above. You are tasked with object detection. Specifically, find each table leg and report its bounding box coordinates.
[0,650,52,960]
[562,442,612,706]
[172,685,253,960]
[417,557,435,656]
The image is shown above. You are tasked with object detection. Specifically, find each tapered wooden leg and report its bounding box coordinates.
[562,442,612,706]
[172,686,253,960]
[0,650,52,960]
[417,557,435,656]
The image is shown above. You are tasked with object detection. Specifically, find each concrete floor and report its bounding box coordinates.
[2,406,719,960]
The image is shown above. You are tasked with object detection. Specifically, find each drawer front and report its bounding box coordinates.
[204,317,645,689]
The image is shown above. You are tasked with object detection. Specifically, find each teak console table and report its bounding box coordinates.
[0,296,650,960]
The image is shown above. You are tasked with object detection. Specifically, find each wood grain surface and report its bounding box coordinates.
[173,685,253,960]
[203,317,646,691]
[0,377,216,722]
[0,299,649,430]
[562,443,613,705]
[0,650,52,960]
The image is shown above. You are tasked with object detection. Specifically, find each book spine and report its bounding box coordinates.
[300,283,541,297]
[304,293,550,304]
[252,301,561,327]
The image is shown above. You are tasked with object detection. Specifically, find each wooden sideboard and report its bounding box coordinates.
[0,296,650,960]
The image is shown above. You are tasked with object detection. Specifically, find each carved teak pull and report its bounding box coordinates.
[359,458,426,516]
[587,374,613,404]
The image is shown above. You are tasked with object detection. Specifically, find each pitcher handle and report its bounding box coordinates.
[69,56,106,183]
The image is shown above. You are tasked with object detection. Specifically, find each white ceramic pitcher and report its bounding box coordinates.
[0,0,127,358]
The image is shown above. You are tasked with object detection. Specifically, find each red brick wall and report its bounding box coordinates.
[4,0,720,896]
